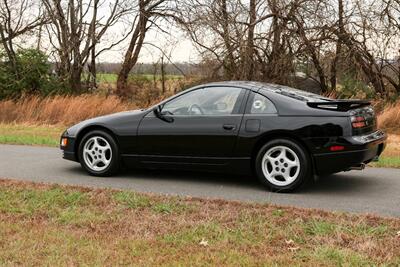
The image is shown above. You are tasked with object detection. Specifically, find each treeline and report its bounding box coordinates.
[0,0,399,100]
[94,63,200,76]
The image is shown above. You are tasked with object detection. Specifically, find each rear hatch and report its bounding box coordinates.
[306,100,376,136]
[262,84,377,136]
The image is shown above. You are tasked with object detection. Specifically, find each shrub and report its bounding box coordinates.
[378,101,400,133]
[0,49,62,99]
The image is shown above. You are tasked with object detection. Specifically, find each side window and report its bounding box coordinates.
[248,92,277,114]
[162,87,243,116]
[161,89,204,115]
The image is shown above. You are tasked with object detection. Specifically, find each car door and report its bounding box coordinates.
[137,86,247,164]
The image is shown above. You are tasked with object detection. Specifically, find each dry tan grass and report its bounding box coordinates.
[382,134,400,157]
[377,101,400,133]
[0,95,137,126]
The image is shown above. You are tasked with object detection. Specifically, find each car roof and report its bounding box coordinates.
[198,81,331,102]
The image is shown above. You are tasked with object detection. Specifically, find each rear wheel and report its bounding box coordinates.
[255,139,310,192]
[78,130,120,176]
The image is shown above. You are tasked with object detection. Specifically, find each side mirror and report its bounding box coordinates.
[154,105,162,116]
[154,105,174,123]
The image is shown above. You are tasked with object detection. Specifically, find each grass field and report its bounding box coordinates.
[0,124,64,146]
[0,179,399,266]
[0,124,399,168]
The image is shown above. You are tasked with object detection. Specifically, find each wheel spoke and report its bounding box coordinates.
[93,137,99,147]
[281,171,290,182]
[266,155,276,162]
[102,157,111,165]
[269,168,278,177]
[286,158,298,168]
[102,143,111,151]
[91,159,100,167]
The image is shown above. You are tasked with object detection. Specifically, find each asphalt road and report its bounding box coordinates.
[0,144,399,217]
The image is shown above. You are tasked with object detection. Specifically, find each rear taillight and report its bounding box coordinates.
[351,115,367,128]
[330,145,345,151]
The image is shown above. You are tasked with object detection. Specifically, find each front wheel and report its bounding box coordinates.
[78,130,120,176]
[255,139,311,192]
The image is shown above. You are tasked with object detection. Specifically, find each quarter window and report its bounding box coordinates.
[162,87,243,116]
[249,93,277,114]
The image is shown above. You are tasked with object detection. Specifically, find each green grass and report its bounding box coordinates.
[112,191,152,209]
[311,246,371,266]
[370,156,400,168]
[0,124,64,146]
[0,179,399,266]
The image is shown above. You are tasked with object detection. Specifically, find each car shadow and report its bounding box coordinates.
[121,168,263,188]
[66,165,377,194]
[301,172,379,194]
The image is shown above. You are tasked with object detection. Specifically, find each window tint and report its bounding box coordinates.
[162,87,242,116]
[249,93,277,114]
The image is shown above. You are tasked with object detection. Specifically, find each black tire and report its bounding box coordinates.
[255,138,311,192]
[78,130,120,176]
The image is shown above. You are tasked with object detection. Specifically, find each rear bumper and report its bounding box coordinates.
[313,130,386,175]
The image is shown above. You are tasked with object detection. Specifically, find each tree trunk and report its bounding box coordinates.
[116,66,130,98]
[244,0,256,80]
[70,68,82,93]
[220,0,235,79]
[330,0,344,91]
[89,48,97,90]
[161,56,166,94]
[116,0,149,98]
[268,0,283,82]
[0,25,19,79]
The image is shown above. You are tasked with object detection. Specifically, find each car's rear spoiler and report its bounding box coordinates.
[307,100,371,111]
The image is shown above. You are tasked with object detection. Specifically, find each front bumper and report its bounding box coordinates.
[313,130,387,175]
[63,150,77,161]
[60,132,78,162]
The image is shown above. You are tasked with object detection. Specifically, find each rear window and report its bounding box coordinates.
[259,83,330,102]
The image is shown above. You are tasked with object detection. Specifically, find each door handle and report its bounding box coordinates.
[223,124,236,131]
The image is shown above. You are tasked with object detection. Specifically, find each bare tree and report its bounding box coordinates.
[116,0,169,98]
[42,0,131,92]
[329,0,344,91]
[0,0,46,78]
[378,0,400,93]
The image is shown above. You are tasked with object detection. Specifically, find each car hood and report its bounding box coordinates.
[65,109,146,137]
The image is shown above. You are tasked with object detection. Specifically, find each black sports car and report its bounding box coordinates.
[60,81,386,192]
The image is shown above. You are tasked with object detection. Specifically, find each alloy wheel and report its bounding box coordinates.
[261,145,300,186]
[83,136,112,172]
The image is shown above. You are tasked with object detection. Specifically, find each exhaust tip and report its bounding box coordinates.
[349,163,366,171]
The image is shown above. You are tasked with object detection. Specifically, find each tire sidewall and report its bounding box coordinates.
[78,130,119,176]
[255,139,310,192]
